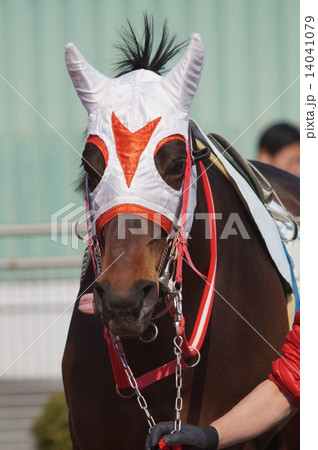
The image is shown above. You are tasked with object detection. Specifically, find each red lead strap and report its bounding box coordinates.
[172,161,217,358]
[186,162,217,352]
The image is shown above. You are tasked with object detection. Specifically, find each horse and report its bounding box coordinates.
[62,17,299,450]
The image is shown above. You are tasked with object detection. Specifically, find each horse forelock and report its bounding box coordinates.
[113,13,187,77]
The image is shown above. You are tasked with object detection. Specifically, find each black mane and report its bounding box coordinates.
[75,129,88,195]
[75,166,86,196]
[113,14,186,76]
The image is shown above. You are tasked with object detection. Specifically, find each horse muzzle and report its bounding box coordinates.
[93,280,158,338]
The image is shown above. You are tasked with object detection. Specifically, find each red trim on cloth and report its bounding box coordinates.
[154,134,186,156]
[96,204,172,239]
[268,310,300,407]
[86,135,109,165]
[112,112,161,187]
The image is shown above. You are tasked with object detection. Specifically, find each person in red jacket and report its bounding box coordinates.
[145,311,300,449]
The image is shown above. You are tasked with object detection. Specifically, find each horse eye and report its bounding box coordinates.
[168,160,186,176]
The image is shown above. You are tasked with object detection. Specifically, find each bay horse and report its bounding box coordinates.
[62,17,299,449]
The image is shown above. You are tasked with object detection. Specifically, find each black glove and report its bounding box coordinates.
[145,421,219,449]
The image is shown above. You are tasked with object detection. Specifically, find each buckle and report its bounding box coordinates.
[192,146,211,163]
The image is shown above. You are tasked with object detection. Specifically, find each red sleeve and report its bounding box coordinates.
[268,311,300,408]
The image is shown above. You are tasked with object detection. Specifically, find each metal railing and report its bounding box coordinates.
[0,223,71,235]
[0,223,82,379]
[0,223,83,270]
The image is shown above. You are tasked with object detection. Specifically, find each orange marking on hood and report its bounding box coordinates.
[112,112,161,187]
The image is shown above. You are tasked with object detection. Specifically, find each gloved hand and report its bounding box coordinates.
[145,421,219,449]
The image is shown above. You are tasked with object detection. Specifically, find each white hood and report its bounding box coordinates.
[65,34,204,235]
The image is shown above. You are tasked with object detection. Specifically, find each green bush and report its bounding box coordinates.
[31,392,72,450]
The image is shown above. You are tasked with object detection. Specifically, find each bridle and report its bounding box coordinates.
[82,132,217,439]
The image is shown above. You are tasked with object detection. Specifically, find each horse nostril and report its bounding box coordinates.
[138,281,157,310]
[141,284,153,299]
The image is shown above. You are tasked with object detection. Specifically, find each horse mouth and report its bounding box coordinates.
[104,301,155,339]
[107,316,151,339]
[94,280,158,339]
[78,291,155,338]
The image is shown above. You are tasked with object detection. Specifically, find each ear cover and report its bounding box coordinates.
[161,33,204,112]
[65,34,204,115]
[65,43,110,113]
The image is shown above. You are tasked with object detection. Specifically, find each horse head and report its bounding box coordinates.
[66,21,204,338]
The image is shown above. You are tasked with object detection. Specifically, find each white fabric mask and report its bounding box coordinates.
[65,34,204,236]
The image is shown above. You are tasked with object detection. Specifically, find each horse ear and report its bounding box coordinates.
[162,33,204,112]
[65,43,110,113]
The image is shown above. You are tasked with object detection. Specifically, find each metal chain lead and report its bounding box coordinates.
[172,284,184,433]
[111,333,156,430]
[110,282,185,434]
[173,334,183,432]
